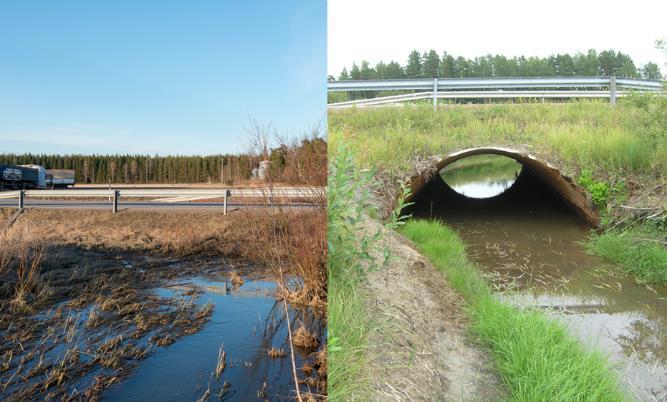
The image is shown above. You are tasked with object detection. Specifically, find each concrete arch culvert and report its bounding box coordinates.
[405,147,600,227]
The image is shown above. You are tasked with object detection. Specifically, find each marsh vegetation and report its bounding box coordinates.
[0,205,326,400]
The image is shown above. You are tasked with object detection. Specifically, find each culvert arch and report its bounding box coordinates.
[406,147,599,226]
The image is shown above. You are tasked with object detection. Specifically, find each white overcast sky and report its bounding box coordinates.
[328,0,667,75]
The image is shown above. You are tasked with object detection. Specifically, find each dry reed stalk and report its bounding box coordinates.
[215,344,226,379]
[235,209,326,310]
[283,299,303,402]
[0,224,46,309]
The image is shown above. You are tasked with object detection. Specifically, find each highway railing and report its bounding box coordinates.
[327,76,665,108]
[0,187,324,214]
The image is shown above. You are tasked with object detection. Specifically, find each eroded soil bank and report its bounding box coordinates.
[0,209,326,401]
[361,219,503,401]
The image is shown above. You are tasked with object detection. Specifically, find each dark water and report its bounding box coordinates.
[104,276,323,401]
[430,159,667,401]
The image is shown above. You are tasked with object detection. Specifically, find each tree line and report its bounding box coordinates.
[0,137,327,186]
[333,49,663,81]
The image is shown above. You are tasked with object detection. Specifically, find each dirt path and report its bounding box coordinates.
[362,219,503,401]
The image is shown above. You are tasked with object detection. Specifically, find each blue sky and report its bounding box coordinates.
[0,1,326,155]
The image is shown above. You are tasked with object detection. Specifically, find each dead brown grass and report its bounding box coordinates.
[235,208,327,310]
[0,206,327,399]
[229,271,245,287]
[4,208,238,256]
[292,326,319,352]
[267,347,287,358]
[0,223,46,310]
[2,207,327,311]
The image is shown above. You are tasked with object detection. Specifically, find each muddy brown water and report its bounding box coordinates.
[419,156,667,401]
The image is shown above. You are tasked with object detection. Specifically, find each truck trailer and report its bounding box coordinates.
[46,169,76,188]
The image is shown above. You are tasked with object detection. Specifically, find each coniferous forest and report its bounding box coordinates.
[331,49,662,81]
[0,137,326,186]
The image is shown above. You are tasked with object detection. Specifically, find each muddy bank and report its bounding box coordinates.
[361,219,502,400]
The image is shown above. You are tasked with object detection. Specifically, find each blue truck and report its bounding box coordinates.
[0,164,47,190]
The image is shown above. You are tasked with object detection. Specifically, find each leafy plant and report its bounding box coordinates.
[327,144,382,399]
[386,181,414,230]
[577,170,609,208]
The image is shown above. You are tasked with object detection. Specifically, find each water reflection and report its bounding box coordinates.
[104,276,324,401]
[441,154,522,198]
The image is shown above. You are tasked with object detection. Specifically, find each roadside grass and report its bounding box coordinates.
[327,145,381,400]
[587,226,667,285]
[329,99,666,179]
[401,219,626,402]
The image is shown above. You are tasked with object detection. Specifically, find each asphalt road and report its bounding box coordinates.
[0,199,317,211]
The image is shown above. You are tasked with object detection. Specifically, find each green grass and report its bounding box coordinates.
[329,99,666,180]
[327,145,382,400]
[401,219,627,401]
[587,227,667,285]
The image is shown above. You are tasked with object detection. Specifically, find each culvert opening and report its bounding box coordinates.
[440,154,523,199]
[405,148,599,226]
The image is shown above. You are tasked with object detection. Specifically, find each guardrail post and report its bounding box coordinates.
[609,76,617,106]
[433,78,438,110]
[223,189,229,215]
[18,190,25,210]
[112,190,119,214]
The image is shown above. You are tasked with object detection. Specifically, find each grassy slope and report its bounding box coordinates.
[329,99,666,181]
[401,220,626,401]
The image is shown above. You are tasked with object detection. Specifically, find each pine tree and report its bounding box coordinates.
[422,50,440,78]
[350,63,361,80]
[338,67,350,80]
[405,50,422,78]
[641,62,662,79]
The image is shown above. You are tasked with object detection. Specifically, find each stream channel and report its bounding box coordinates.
[426,155,666,401]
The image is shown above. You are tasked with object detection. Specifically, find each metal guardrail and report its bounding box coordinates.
[330,90,627,107]
[0,187,324,214]
[327,76,665,108]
